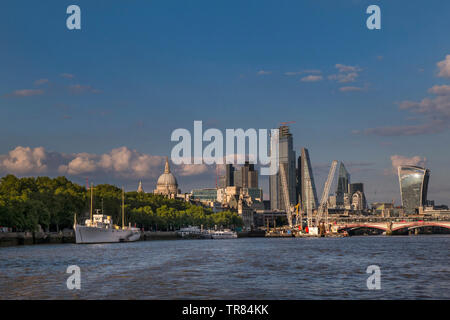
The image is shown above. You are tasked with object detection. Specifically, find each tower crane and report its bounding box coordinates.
[279,121,296,126]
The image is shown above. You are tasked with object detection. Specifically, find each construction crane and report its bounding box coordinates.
[315,160,338,228]
[279,162,294,228]
[280,121,296,126]
[295,203,302,230]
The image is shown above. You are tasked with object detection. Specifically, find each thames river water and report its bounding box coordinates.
[0,235,449,299]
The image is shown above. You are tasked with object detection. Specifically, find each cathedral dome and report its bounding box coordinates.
[157,172,178,187]
[154,157,179,196]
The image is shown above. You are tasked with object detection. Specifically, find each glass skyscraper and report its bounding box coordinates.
[300,148,318,213]
[336,162,350,205]
[269,126,296,211]
[397,166,430,215]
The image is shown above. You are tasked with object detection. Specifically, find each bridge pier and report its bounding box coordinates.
[386,221,393,236]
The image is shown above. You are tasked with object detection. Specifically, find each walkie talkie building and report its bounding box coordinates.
[397,166,430,215]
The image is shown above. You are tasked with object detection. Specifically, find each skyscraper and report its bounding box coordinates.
[336,162,350,206]
[269,126,296,211]
[247,163,258,188]
[349,182,367,210]
[233,170,242,188]
[224,164,234,187]
[349,182,364,195]
[398,166,430,214]
[300,148,318,213]
[296,155,302,204]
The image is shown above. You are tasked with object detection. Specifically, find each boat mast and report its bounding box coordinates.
[122,187,125,229]
[90,183,93,221]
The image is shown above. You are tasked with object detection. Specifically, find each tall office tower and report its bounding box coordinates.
[241,161,250,188]
[349,182,367,210]
[349,182,364,195]
[218,164,234,188]
[398,166,430,215]
[247,163,259,188]
[296,155,302,204]
[234,169,242,188]
[336,162,350,206]
[225,164,234,187]
[300,148,318,212]
[269,126,297,211]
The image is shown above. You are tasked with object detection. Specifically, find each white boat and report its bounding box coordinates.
[177,226,203,237]
[177,226,212,238]
[209,229,238,239]
[74,186,140,244]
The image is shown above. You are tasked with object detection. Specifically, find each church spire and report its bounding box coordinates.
[137,180,144,193]
[164,156,170,173]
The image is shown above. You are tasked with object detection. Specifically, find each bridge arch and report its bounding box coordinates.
[337,224,388,232]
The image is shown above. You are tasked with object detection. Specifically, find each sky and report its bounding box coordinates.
[1,0,450,204]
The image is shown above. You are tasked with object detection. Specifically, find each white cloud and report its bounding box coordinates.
[59,153,97,175]
[60,73,75,79]
[389,155,427,174]
[0,146,47,174]
[284,70,321,76]
[257,70,272,75]
[58,147,165,179]
[362,122,445,136]
[428,84,450,95]
[328,64,362,83]
[335,64,362,73]
[0,146,212,182]
[284,71,301,76]
[8,89,44,97]
[300,75,323,82]
[437,54,450,78]
[34,79,49,86]
[339,86,363,92]
[363,82,450,136]
[329,72,359,83]
[177,164,209,176]
[400,93,450,118]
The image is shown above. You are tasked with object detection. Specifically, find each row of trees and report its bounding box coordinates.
[0,175,242,232]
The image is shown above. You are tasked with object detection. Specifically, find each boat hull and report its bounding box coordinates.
[74,225,141,244]
[210,233,238,239]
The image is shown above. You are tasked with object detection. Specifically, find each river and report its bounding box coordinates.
[0,235,449,299]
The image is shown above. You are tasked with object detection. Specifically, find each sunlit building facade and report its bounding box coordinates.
[398,166,430,215]
[269,126,297,211]
[300,148,318,213]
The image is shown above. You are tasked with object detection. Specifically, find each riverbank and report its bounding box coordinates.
[0,230,180,247]
[0,229,267,247]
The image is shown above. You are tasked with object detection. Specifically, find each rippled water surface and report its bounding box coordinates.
[0,235,449,299]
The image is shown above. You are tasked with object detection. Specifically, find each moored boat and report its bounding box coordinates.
[74,185,140,244]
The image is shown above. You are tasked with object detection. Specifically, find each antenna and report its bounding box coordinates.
[90,183,93,221]
[215,165,219,189]
[122,187,125,229]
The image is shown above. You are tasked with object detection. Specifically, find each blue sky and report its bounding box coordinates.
[1,0,450,204]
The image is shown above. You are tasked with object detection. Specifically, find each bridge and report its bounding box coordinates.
[328,216,450,233]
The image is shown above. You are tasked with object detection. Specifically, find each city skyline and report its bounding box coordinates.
[1,1,450,204]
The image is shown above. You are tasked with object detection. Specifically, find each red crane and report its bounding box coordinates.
[280,121,296,126]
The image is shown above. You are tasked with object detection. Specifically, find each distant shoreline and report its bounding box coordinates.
[0,230,269,247]
[0,230,180,247]
[2,230,449,248]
